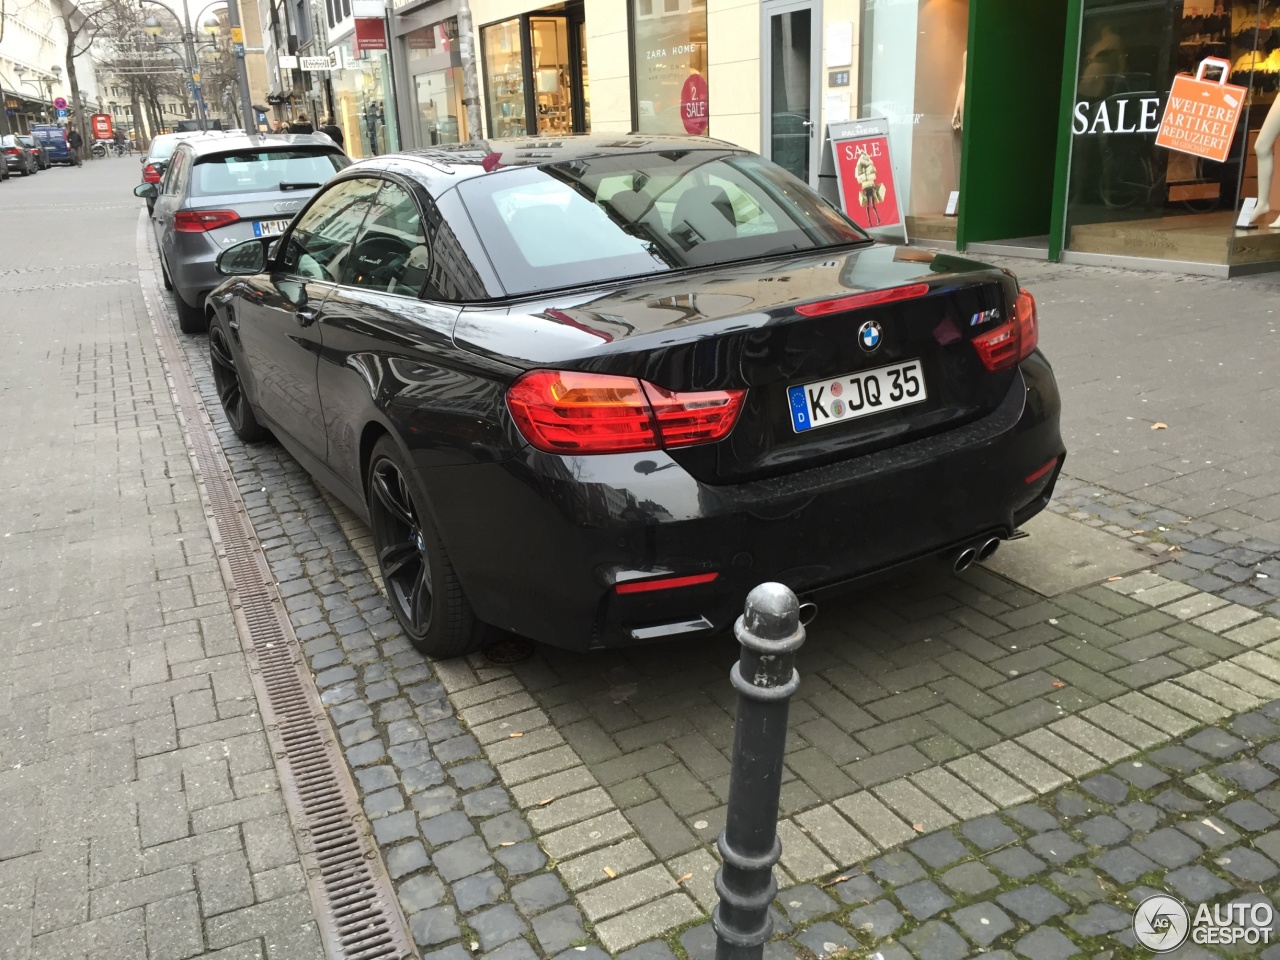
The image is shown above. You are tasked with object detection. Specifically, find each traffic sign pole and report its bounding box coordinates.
[224,0,255,132]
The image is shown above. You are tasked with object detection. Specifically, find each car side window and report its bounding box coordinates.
[277,177,382,282]
[162,151,186,195]
[342,181,431,296]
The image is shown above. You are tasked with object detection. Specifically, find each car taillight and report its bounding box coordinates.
[971,289,1038,373]
[615,572,719,594]
[795,282,930,317]
[143,164,162,183]
[506,370,746,455]
[3,148,18,156]
[174,210,240,232]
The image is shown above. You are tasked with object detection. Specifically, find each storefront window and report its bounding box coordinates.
[484,19,528,138]
[859,0,969,239]
[330,39,400,159]
[1064,0,1264,266]
[531,17,574,135]
[629,0,708,135]
[414,69,467,145]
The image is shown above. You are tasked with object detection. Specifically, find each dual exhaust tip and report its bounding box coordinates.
[954,537,1001,573]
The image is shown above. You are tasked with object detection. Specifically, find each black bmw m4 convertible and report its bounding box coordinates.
[205,135,1064,657]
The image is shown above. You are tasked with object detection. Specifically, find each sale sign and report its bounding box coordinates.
[1155,57,1245,164]
[831,120,902,232]
[680,73,708,135]
[91,113,113,141]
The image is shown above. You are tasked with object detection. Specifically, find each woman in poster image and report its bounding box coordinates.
[855,146,883,226]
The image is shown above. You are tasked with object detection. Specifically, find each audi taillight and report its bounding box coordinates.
[3,148,18,156]
[506,370,746,455]
[971,289,1038,373]
[143,163,162,183]
[174,210,240,232]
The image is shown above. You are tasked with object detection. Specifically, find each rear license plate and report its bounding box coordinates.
[253,219,290,237]
[788,360,928,433]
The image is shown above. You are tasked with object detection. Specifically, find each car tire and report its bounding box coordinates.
[19,161,30,177]
[367,435,491,659]
[209,316,267,442]
[174,291,208,334]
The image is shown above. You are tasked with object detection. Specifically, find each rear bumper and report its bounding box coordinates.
[421,352,1064,650]
[167,237,222,308]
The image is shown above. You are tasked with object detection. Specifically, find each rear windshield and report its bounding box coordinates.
[455,150,868,297]
[190,148,347,197]
[149,138,181,161]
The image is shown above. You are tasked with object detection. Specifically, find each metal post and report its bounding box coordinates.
[224,0,255,131]
[455,0,481,141]
[713,583,807,960]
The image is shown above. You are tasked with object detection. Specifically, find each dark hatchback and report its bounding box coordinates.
[207,136,1064,657]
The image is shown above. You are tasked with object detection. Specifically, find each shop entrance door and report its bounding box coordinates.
[762,0,821,187]
[482,3,590,139]
[957,0,1070,253]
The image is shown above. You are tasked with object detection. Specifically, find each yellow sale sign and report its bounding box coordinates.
[1155,57,1245,164]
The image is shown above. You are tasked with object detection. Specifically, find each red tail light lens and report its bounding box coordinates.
[174,210,240,233]
[3,148,18,156]
[143,164,162,183]
[640,381,746,449]
[615,572,720,594]
[795,282,930,317]
[506,370,746,454]
[971,289,1038,373]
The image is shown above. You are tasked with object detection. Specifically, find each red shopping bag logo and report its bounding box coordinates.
[1155,57,1245,163]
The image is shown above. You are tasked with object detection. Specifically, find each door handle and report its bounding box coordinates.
[296,307,319,327]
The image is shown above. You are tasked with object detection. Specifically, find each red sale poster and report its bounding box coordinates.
[833,133,901,232]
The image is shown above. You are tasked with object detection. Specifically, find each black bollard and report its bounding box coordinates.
[713,582,807,960]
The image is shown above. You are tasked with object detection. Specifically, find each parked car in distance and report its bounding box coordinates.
[29,124,71,165]
[0,153,9,182]
[18,133,50,169]
[205,136,1066,658]
[135,133,348,332]
[2,135,38,176]
[138,131,223,215]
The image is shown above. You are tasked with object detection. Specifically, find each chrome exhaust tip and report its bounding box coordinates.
[953,548,978,573]
[977,537,1001,562]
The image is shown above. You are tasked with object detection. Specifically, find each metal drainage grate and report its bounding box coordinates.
[135,216,416,960]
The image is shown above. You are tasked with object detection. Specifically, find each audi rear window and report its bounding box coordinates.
[190,148,348,197]
[455,150,869,297]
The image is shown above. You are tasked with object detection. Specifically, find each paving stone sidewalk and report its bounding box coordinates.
[145,221,1280,957]
[0,158,325,957]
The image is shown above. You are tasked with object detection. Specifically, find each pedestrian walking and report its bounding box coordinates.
[270,119,284,133]
[320,115,344,151]
[66,126,83,166]
[289,111,314,135]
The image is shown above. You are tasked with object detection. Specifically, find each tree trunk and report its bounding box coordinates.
[66,44,91,162]
[130,84,147,149]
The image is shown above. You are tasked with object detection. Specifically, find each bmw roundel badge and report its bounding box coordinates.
[858,320,883,353]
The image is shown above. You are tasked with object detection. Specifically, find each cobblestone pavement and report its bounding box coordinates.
[0,161,326,956]
[134,191,1280,960]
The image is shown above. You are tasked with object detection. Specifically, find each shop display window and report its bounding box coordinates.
[331,40,400,159]
[414,69,467,145]
[858,0,969,239]
[629,0,708,135]
[484,19,528,138]
[1064,0,1270,266]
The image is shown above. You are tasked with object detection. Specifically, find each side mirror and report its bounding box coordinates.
[134,183,158,200]
[216,238,267,276]
[140,155,148,164]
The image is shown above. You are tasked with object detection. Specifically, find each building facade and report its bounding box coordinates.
[0,0,101,135]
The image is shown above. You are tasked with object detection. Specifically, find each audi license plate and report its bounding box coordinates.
[253,219,290,237]
[788,360,927,433]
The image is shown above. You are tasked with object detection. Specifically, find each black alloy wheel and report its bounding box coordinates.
[367,436,488,658]
[210,319,266,442]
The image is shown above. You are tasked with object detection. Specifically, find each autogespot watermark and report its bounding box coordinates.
[1133,894,1274,951]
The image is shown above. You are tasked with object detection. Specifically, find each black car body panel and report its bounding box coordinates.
[207,136,1065,650]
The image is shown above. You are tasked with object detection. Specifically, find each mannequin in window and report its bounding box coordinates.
[952,52,966,131]
[1250,95,1280,226]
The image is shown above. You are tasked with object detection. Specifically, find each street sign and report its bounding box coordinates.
[230,26,243,43]
[233,42,245,56]
[53,96,67,110]
[57,108,68,120]
[191,72,201,83]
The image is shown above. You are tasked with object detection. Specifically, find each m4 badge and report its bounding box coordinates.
[971,307,1001,327]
